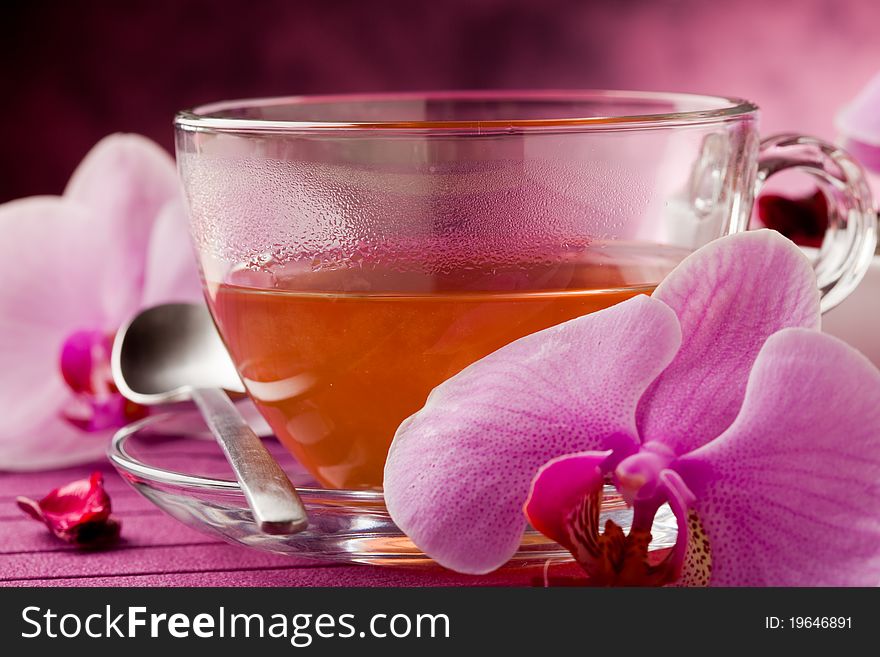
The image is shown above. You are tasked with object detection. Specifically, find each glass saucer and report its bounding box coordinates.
[109,409,676,567]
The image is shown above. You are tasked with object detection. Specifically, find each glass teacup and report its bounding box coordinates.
[175,91,875,490]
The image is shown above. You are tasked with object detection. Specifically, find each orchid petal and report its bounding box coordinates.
[674,328,880,586]
[0,198,110,330]
[637,230,820,455]
[0,412,113,471]
[141,199,204,306]
[384,295,682,574]
[64,134,180,320]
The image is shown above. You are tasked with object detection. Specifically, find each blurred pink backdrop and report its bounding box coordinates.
[2,0,878,202]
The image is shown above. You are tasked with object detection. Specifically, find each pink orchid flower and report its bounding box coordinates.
[0,135,201,471]
[384,230,880,585]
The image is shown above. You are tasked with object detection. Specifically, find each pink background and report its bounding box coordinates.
[2,0,879,203]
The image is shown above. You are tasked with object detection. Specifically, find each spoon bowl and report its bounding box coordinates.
[112,303,308,535]
[112,303,244,404]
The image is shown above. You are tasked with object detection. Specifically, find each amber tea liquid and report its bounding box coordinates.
[207,244,684,489]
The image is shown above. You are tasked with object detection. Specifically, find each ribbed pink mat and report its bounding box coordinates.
[0,461,583,587]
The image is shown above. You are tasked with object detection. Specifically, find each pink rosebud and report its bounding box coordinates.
[17,472,121,547]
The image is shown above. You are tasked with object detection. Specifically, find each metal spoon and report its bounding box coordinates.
[111,302,308,535]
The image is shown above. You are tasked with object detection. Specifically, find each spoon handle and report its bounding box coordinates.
[191,387,308,534]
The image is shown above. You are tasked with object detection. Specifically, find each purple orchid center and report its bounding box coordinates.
[525,445,697,587]
[59,329,146,432]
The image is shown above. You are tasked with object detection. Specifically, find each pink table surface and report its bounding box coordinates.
[0,460,583,587]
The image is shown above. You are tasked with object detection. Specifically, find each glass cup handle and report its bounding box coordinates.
[756,134,877,313]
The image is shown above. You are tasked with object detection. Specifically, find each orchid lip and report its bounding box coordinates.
[59,329,146,432]
[60,329,113,396]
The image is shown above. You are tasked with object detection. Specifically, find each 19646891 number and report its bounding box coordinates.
[785,617,852,629]
[765,617,852,629]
